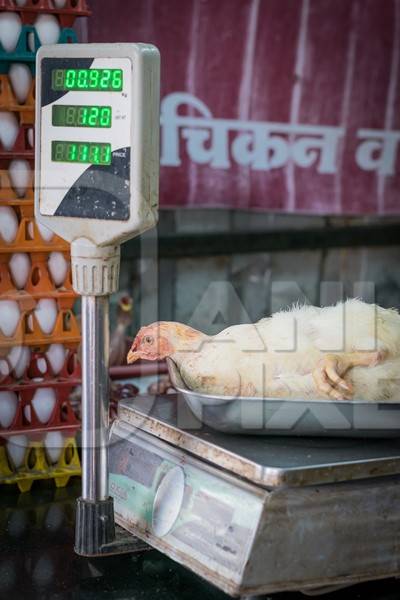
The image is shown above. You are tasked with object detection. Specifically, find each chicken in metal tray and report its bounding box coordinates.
[127,299,400,402]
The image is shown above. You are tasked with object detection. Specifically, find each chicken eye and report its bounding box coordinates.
[144,336,154,344]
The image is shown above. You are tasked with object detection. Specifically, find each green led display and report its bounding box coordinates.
[52,105,112,128]
[51,68,123,91]
[52,141,112,165]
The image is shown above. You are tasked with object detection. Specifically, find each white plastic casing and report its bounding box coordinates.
[35,43,160,247]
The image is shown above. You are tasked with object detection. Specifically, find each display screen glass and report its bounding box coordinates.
[51,68,123,91]
[52,105,112,128]
[52,141,112,165]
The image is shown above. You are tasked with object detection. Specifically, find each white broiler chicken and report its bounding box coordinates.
[127,299,400,402]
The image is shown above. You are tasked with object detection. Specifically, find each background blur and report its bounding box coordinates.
[82,0,400,333]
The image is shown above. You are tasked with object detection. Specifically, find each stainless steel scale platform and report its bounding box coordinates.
[109,394,400,597]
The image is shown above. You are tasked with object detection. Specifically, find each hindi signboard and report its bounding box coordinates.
[89,0,400,215]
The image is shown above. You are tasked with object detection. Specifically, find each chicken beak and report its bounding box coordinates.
[127,349,140,364]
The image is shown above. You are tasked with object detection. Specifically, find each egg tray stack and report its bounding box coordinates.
[0,0,91,492]
[0,352,81,492]
[0,170,82,491]
[0,0,92,72]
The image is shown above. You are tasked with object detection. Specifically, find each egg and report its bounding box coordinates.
[8,64,32,104]
[46,344,66,375]
[9,253,31,289]
[29,14,60,51]
[0,112,19,151]
[32,221,54,242]
[23,384,41,422]
[48,252,68,286]
[8,346,30,378]
[0,300,20,337]
[36,357,48,374]
[27,127,34,148]
[0,359,10,378]
[6,434,27,469]
[34,298,57,334]
[0,391,18,428]
[9,159,32,197]
[44,431,64,464]
[52,0,67,6]
[0,206,19,243]
[32,387,56,423]
[0,12,22,53]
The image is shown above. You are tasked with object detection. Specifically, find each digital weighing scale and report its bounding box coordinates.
[108,394,400,597]
[35,43,400,598]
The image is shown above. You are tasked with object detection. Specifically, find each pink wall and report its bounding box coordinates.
[89,0,400,215]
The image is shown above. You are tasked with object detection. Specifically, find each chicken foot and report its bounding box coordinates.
[312,350,386,400]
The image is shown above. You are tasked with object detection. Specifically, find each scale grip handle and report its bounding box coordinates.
[75,496,116,556]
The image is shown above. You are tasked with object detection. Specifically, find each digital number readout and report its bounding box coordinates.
[52,141,112,165]
[52,105,112,128]
[51,68,123,91]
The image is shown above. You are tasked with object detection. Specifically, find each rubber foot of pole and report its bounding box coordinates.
[74,496,115,556]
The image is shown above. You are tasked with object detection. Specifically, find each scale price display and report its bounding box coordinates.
[52,105,112,128]
[52,68,123,91]
[52,140,112,165]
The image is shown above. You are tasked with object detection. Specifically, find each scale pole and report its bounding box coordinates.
[81,295,110,502]
[72,240,120,556]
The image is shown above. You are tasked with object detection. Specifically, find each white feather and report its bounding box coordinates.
[172,299,400,402]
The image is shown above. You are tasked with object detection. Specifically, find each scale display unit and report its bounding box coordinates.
[35,43,400,598]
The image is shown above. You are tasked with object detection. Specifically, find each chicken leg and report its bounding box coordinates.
[312,350,385,400]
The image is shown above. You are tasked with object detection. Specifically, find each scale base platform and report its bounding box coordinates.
[108,395,400,596]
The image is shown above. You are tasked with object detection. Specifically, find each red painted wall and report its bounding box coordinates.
[89,0,400,215]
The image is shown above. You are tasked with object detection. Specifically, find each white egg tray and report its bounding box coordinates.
[167,359,400,438]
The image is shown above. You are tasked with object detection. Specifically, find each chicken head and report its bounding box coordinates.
[127,321,205,363]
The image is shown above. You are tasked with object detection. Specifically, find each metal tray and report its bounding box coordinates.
[166,359,400,438]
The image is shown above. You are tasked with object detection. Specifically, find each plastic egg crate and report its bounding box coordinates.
[0,372,80,435]
[0,203,69,252]
[0,292,80,349]
[0,344,81,384]
[0,431,81,492]
[0,0,91,28]
[0,122,34,160]
[0,250,76,306]
[0,21,77,68]
[0,74,35,123]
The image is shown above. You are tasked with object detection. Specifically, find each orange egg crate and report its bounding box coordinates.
[0,306,81,349]
[0,252,77,305]
[0,198,33,214]
[0,76,35,123]
[0,214,69,252]
[0,124,34,161]
[0,0,91,28]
